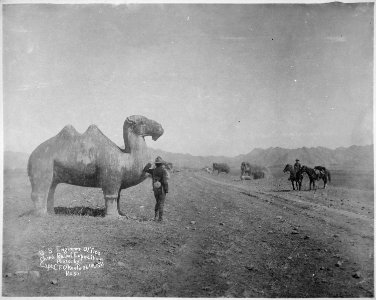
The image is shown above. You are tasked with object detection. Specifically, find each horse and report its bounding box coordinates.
[283,164,302,191]
[298,165,330,190]
[314,166,331,183]
[213,163,230,175]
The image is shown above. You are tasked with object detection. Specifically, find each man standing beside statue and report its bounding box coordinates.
[145,156,169,222]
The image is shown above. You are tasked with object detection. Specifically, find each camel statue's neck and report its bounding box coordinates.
[122,124,146,154]
[121,124,149,188]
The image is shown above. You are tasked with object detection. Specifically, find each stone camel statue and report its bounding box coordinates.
[27,115,164,217]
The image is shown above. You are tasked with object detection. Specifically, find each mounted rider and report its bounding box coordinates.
[294,159,301,174]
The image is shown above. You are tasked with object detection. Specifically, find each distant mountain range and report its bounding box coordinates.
[150,145,374,171]
[4,144,373,172]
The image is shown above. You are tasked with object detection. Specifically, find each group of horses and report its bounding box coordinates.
[283,164,331,191]
[208,162,331,191]
[210,162,266,180]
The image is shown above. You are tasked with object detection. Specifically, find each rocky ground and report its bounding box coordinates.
[2,169,374,297]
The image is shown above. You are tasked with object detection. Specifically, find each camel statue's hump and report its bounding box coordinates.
[85,124,102,135]
[56,124,105,139]
[57,125,79,138]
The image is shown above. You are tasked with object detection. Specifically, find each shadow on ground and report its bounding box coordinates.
[54,206,105,217]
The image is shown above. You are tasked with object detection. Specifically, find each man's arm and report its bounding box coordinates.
[143,163,153,175]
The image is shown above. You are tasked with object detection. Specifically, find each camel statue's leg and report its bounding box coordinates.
[31,189,47,215]
[103,184,125,217]
[116,190,128,218]
[30,173,54,216]
[104,194,119,217]
[29,161,54,216]
[47,182,57,214]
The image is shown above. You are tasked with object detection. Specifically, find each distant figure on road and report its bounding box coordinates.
[146,156,169,222]
[294,159,301,173]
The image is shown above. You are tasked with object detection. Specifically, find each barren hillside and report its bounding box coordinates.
[4,144,373,172]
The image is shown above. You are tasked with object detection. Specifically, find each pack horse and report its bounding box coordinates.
[298,165,331,190]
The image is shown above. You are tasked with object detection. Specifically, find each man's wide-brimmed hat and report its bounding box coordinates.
[155,156,164,164]
[296,159,300,161]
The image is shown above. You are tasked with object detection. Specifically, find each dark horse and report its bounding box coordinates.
[283,164,302,191]
[298,165,331,190]
[314,166,331,183]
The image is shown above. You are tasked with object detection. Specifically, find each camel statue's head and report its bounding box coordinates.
[124,115,164,141]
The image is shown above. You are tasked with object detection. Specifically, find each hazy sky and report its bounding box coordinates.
[3,3,373,156]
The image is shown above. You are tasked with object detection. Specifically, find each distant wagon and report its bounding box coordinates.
[212,163,230,175]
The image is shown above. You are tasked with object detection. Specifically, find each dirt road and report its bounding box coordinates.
[2,170,374,297]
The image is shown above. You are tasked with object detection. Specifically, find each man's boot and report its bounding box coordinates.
[158,211,163,222]
[154,211,158,221]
